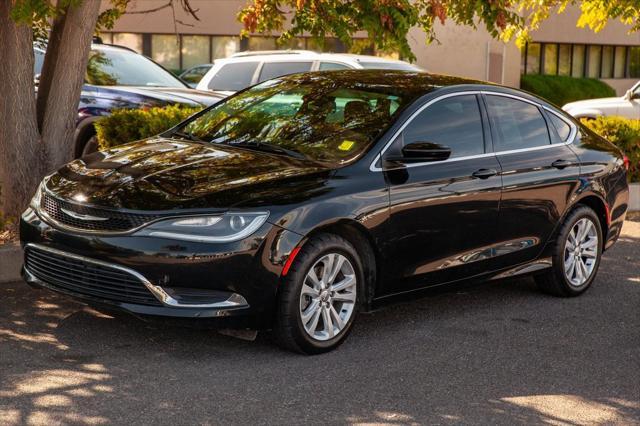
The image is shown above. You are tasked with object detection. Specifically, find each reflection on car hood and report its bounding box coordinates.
[93,86,224,106]
[47,138,331,211]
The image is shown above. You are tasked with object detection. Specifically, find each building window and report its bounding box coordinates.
[558,44,571,75]
[152,35,180,71]
[523,42,639,79]
[247,36,277,51]
[614,46,626,78]
[571,45,585,77]
[587,45,601,78]
[525,43,541,74]
[543,44,558,75]
[113,33,143,53]
[630,46,640,78]
[181,35,210,69]
[601,45,614,78]
[211,36,240,60]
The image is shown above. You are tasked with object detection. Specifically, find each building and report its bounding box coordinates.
[102,0,640,95]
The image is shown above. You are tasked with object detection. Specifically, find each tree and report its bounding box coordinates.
[0,0,196,221]
[238,0,640,60]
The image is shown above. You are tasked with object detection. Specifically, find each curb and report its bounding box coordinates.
[0,244,22,284]
[629,183,640,212]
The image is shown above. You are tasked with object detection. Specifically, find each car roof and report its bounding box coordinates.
[223,50,411,65]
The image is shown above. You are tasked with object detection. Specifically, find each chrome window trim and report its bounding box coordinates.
[370,89,577,172]
[24,243,249,309]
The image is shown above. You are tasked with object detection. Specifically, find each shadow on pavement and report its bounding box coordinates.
[0,223,638,424]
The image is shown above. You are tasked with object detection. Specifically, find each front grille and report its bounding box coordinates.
[41,192,159,232]
[25,246,162,306]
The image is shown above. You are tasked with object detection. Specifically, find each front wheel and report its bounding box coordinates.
[535,206,603,297]
[274,234,362,354]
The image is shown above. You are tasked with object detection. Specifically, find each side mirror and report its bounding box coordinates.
[386,141,452,165]
[34,74,40,87]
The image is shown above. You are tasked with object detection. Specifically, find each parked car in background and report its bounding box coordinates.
[22,70,629,354]
[196,50,422,95]
[563,81,640,119]
[34,43,224,157]
[179,64,214,88]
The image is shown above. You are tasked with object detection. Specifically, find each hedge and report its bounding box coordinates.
[582,116,640,182]
[520,74,616,108]
[94,105,202,150]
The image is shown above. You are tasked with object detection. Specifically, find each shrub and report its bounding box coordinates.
[520,75,616,108]
[582,116,640,182]
[94,105,202,150]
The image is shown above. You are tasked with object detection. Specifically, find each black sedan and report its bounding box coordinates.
[21,71,629,354]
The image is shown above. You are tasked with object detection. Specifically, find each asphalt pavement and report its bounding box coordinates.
[1,221,639,425]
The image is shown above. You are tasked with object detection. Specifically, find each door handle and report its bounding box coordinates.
[472,168,498,179]
[551,159,573,169]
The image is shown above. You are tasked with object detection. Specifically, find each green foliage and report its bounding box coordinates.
[238,1,640,61]
[582,116,640,182]
[94,105,202,150]
[520,74,616,107]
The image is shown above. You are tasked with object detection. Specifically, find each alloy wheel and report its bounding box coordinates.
[299,253,357,341]
[563,217,599,286]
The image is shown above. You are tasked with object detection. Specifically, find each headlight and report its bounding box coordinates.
[135,212,269,243]
[29,181,45,210]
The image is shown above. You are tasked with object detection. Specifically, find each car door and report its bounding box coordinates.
[381,93,503,293]
[484,93,581,267]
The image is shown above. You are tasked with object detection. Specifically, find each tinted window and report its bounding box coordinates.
[486,95,550,151]
[208,62,259,91]
[401,95,484,158]
[319,62,351,71]
[84,48,186,87]
[178,77,411,166]
[258,62,313,82]
[547,112,572,141]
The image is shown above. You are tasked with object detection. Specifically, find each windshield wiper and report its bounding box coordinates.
[234,141,307,160]
[172,131,204,142]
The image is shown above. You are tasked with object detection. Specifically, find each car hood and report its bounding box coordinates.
[92,86,224,107]
[563,97,623,111]
[46,138,331,211]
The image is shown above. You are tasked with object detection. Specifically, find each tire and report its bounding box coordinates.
[535,206,603,297]
[274,233,363,354]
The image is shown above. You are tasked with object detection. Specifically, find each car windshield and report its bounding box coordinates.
[359,61,421,71]
[85,48,186,87]
[175,75,413,166]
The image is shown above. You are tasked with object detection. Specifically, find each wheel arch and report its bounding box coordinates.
[573,194,609,240]
[293,219,379,311]
[74,116,101,158]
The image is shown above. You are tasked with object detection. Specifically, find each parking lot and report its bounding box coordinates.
[1,220,639,425]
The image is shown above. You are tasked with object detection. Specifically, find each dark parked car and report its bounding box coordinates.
[21,71,629,354]
[34,44,224,157]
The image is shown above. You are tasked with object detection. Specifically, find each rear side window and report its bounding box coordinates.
[486,95,550,151]
[401,95,485,158]
[319,62,351,71]
[547,112,572,141]
[208,62,258,91]
[258,62,313,82]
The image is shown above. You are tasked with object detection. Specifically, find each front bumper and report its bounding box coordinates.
[20,207,302,329]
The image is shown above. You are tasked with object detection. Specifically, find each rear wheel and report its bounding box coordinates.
[535,206,603,297]
[274,233,361,354]
[81,135,99,157]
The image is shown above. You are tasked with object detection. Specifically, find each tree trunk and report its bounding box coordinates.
[0,1,44,219]
[37,0,100,169]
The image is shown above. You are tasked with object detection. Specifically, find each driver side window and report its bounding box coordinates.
[397,94,485,159]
